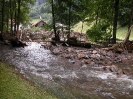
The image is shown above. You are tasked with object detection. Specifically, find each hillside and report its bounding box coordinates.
[30,0,52,23]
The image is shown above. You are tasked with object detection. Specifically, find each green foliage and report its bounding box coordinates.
[31,27,41,32]
[86,22,112,42]
[42,34,47,40]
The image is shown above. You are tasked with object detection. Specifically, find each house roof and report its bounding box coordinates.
[32,20,46,26]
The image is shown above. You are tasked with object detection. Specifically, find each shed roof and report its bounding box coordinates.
[32,20,46,26]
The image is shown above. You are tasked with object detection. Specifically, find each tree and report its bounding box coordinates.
[0,0,35,39]
[112,0,119,44]
[51,0,58,41]
[1,0,5,34]
[123,0,133,44]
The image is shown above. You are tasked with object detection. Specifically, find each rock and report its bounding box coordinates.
[122,70,129,75]
[73,60,82,66]
[107,61,112,65]
[84,59,91,64]
[67,47,73,52]
[90,54,100,59]
[103,66,111,72]
[52,48,60,55]
[92,50,97,54]
[4,40,10,45]
[77,54,85,59]
[117,69,123,77]
[109,65,118,72]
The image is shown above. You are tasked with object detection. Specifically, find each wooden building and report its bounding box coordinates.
[32,20,46,27]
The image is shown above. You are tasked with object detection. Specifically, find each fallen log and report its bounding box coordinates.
[43,37,91,48]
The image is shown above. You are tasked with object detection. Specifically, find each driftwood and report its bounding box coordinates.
[106,25,133,53]
[66,37,91,48]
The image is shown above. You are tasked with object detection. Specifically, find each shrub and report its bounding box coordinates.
[86,22,112,43]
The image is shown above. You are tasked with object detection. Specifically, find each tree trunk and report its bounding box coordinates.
[10,0,13,35]
[16,0,21,39]
[67,0,71,39]
[51,0,57,40]
[112,0,119,44]
[1,0,5,33]
[14,1,17,36]
[80,20,84,41]
[123,1,133,44]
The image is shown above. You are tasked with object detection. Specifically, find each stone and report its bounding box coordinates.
[84,59,91,64]
[117,69,123,77]
[52,48,60,55]
[107,61,112,65]
[109,65,118,72]
[92,50,97,54]
[77,54,85,59]
[73,60,82,66]
[67,47,73,52]
[103,66,111,72]
[122,70,129,75]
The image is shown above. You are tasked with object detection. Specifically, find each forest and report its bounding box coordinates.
[0,0,133,43]
[0,0,133,47]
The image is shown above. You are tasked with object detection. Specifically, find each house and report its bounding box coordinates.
[32,20,46,27]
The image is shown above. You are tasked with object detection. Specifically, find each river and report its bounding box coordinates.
[0,42,133,99]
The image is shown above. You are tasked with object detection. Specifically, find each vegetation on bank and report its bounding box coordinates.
[0,62,57,99]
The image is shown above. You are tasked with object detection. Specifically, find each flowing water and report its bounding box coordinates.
[0,42,133,99]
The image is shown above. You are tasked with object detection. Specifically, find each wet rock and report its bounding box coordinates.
[73,60,82,66]
[87,77,93,82]
[84,59,91,64]
[117,69,123,77]
[107,61,112,65]
[90,54,100,59]
[122,70,129,75]
[103,66,111,72]
[52,48,60,55]
[61,54,71,58]
[109,65,118,72]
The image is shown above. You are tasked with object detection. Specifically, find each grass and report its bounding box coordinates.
[72,21,89,33]
[31,19,40,23]
[0,62,57,99]
[117,26,133,40]
[73,22,133,40]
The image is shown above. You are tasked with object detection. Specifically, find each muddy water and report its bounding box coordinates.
[0,42,133,99]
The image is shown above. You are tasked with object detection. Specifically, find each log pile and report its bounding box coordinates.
[106,40,133,53]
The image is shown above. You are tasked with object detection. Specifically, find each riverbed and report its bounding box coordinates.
[0,42,133,99]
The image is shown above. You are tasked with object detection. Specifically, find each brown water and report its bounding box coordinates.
[0,42,133,99]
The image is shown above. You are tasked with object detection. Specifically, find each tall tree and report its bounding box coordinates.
[124,0,133,44]
[51,0,58,41]
[112,0,119,44]
[1,0,5,34]
[16,0,21,39]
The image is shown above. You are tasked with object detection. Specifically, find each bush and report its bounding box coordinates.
[86,22,112,43]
